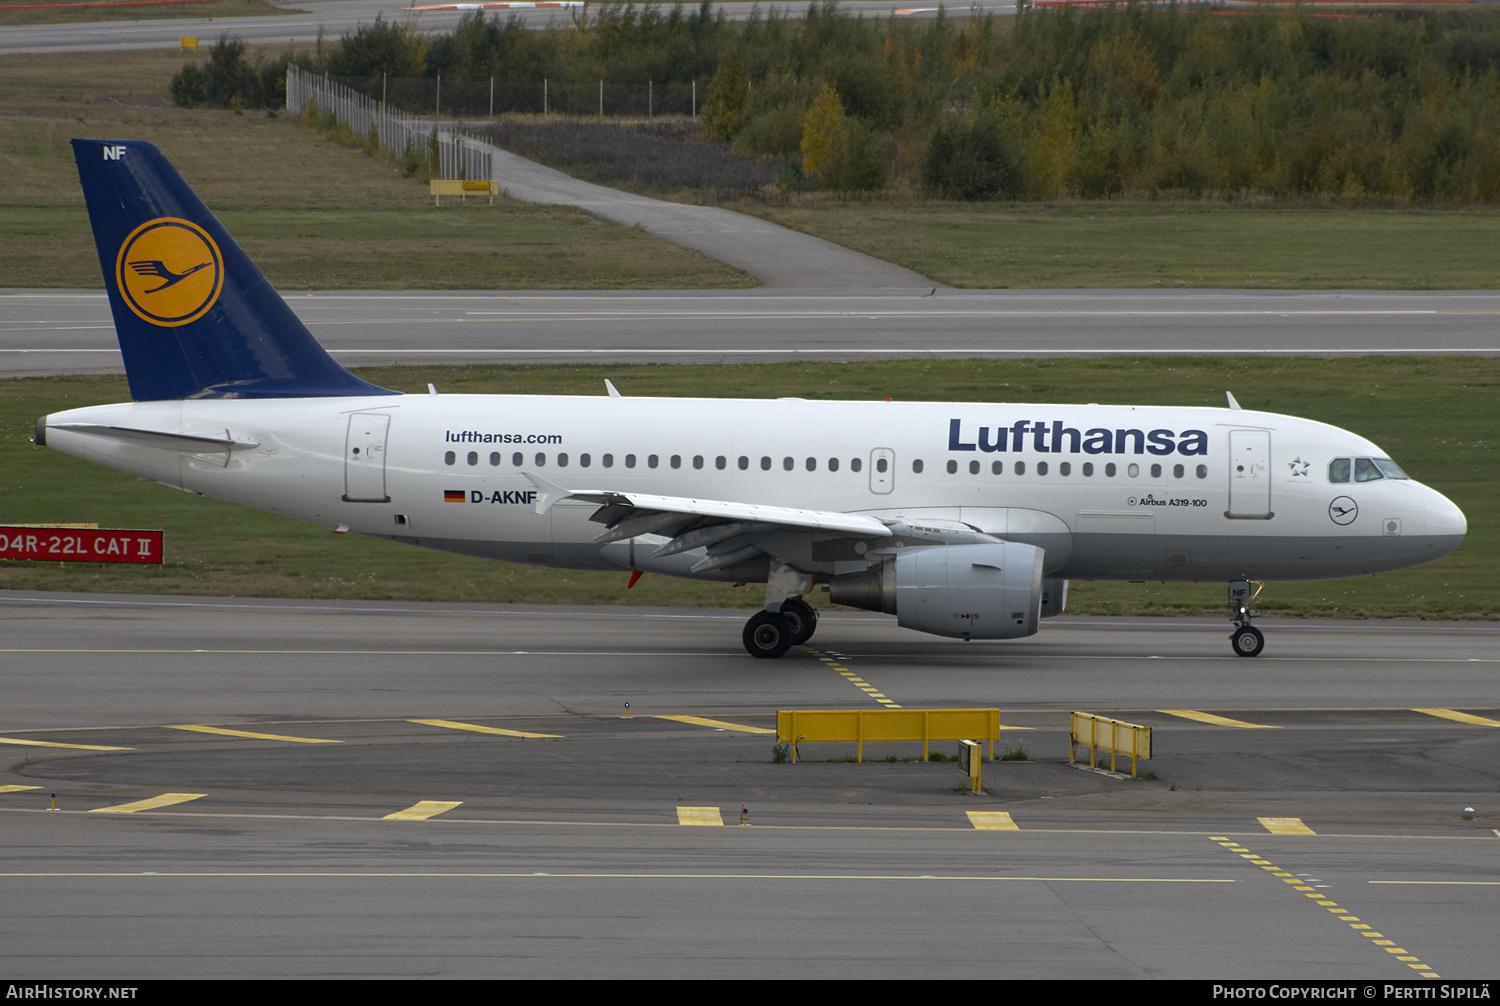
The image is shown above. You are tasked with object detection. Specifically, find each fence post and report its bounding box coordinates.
[436,72,441,118]
[599,79,603,117]
[490,77,494,118]
[544,78,548,115]
[648,79,652,119]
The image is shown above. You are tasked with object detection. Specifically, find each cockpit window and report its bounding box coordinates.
[1333,456,1409,483]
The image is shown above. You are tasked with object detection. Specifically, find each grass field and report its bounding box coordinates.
[749,200,1500,290]
[2,357,1492,619]
[0,0,299,27]
[0,49,755,290]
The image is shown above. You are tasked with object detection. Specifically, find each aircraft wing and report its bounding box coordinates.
[523,472,892,573]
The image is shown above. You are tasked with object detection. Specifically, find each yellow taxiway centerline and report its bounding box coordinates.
[166,725,339,744]
[384,801,463,821]
[409,718,561,739]
[91,793,208,814]
[654,715,775,735]
[1159,710,1279,728]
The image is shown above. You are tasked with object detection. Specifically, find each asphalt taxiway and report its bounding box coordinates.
[1,591,1496,978]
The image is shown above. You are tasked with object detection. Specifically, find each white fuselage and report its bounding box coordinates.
[42,394,1467,586]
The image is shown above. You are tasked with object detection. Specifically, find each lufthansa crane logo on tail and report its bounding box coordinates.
[115,217,223,327]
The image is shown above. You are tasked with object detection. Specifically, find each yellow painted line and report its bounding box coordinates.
[410,718,561,739]
[654,715,775,735]
[91,793,207,814]
[967,811,1018,831]
[676,806,723,826]
[166,724,339,744]
[1211,837,1439,978]
[0,736,131,751]
[1259,817,1317,835]
[0,870,1236,881]
[1159,710,1278,728]
[0,786,40,794]
[384,800,463,821]
[1414,708,1500,727]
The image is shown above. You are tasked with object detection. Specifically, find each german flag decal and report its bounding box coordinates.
[443,490,465,503]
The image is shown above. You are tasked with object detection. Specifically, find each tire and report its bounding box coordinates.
[780,598,819,645]
[743,610,794,659]
[1231,625,1265,657]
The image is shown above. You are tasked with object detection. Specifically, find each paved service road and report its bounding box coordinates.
[5,287,1499,377]
[1,591,1497,978]
[486,146,936,287]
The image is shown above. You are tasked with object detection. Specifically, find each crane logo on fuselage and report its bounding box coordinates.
[114,217,224,328]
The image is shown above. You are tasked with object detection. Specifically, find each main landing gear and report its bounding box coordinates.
[742,562,818,659]
[1228,579,1265,657]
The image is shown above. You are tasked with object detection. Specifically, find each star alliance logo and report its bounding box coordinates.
[1287,456,1310,477]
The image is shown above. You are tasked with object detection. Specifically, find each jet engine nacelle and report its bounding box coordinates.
[829,542,1045,640]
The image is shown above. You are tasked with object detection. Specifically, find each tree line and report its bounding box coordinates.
[172,3,1500,201]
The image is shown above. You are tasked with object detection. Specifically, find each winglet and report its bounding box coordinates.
[522,472,573,515]
[1226,391,1242,411]
[605,379,622,398]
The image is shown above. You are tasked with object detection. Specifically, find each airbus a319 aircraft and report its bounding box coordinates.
[38,140,1467,658]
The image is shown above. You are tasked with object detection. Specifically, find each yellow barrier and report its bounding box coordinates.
[776,708,1001,763]
[180,37,199,52]
[430,179,498,205]
[1070,712,1151,777]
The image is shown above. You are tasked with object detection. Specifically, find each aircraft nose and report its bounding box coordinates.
[1423,488,1466,559]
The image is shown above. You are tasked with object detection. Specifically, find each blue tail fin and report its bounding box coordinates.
[72,139,396,401]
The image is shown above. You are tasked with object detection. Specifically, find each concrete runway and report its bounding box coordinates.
[6,287,1500,377]
[1,590,1497,978]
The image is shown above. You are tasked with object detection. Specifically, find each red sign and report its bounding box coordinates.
[0,527,163,564]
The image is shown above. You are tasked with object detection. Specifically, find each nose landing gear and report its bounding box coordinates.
[1228,580,1265,657]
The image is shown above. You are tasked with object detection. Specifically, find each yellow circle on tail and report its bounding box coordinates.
[115,217,224,327]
